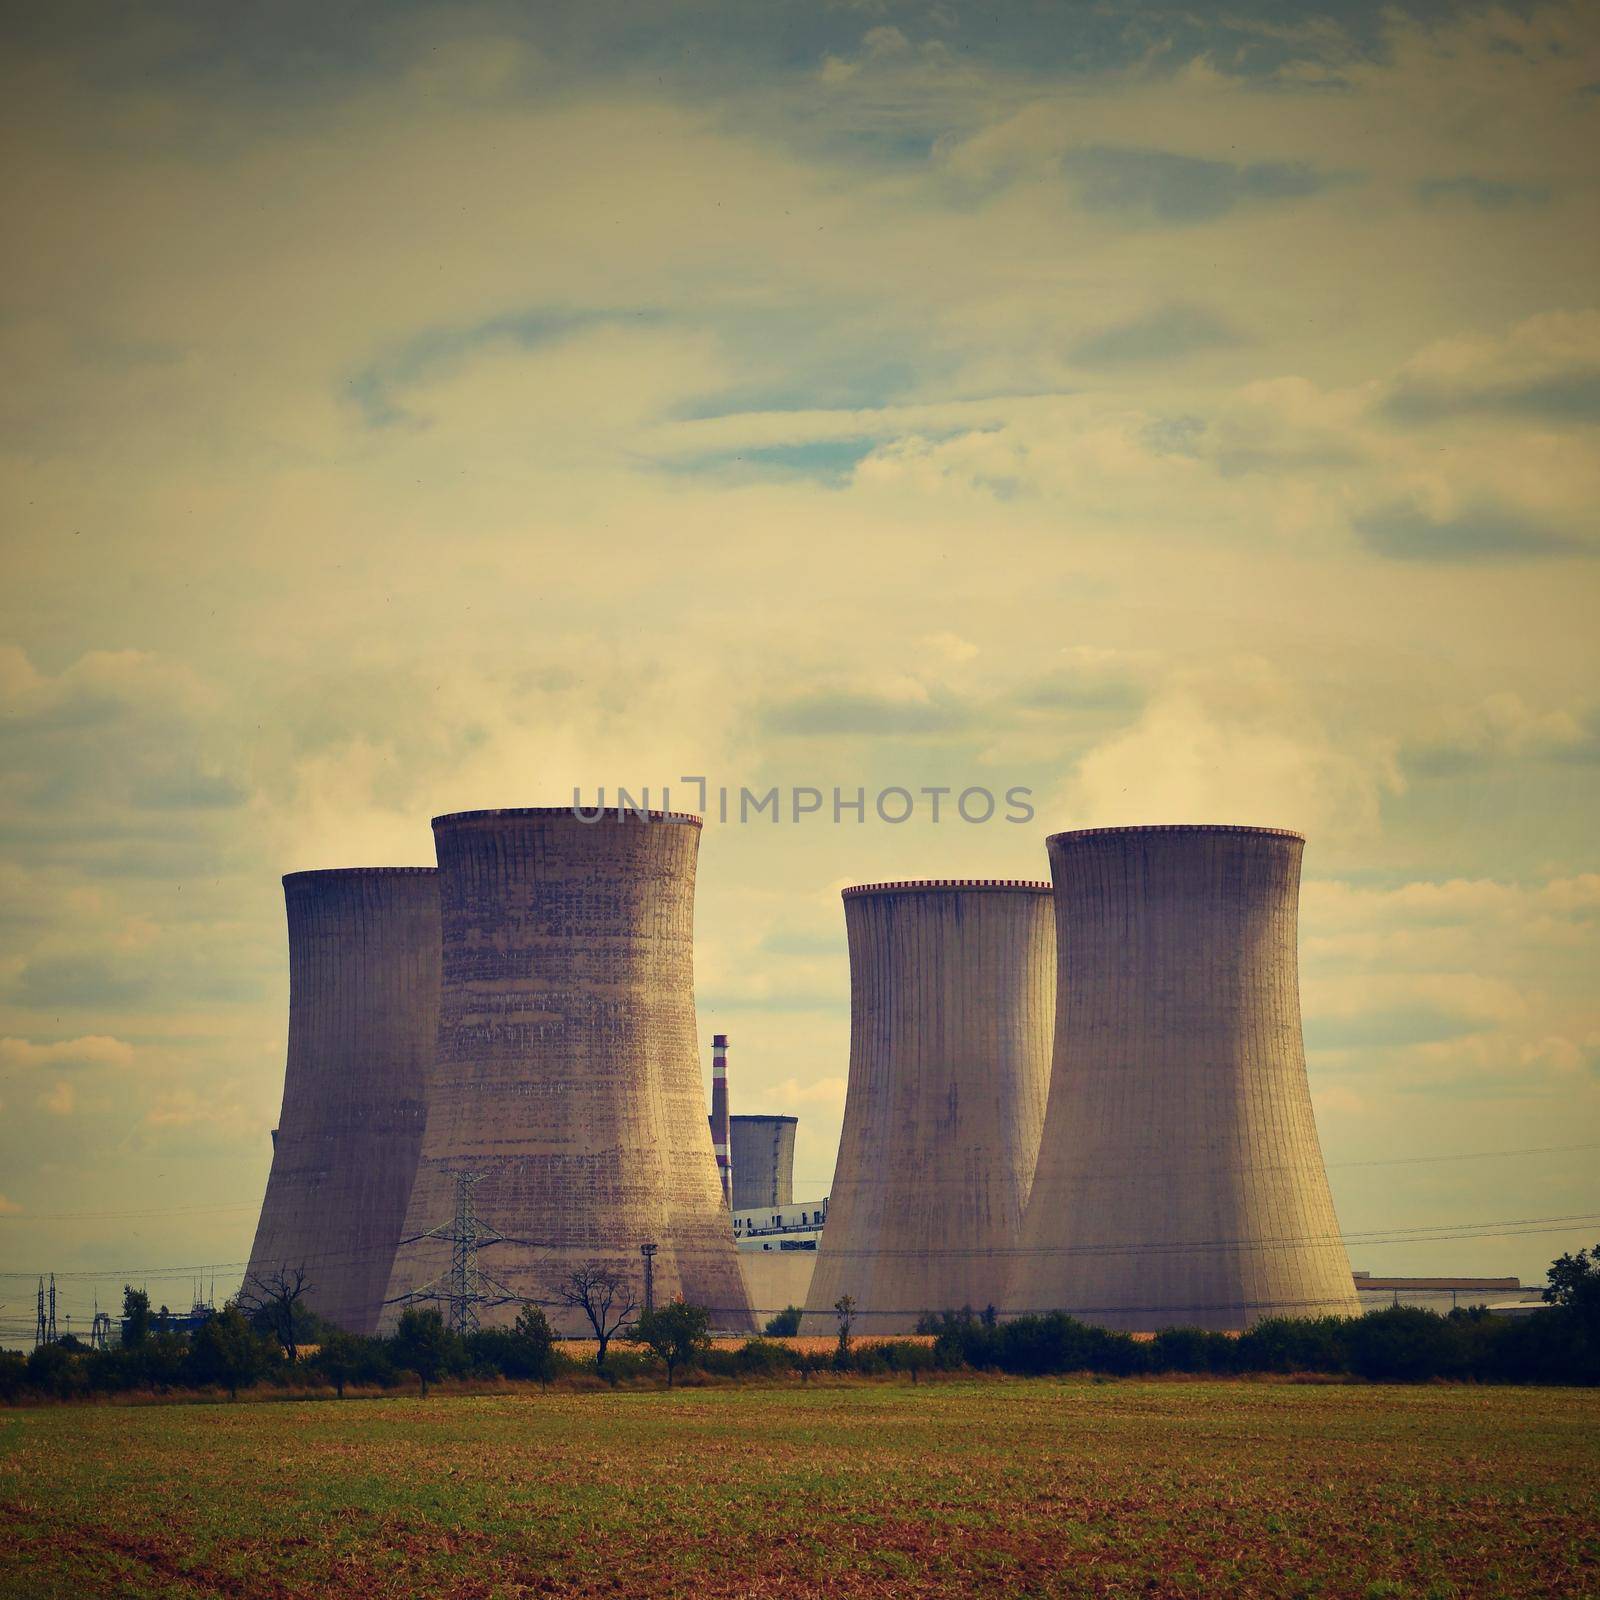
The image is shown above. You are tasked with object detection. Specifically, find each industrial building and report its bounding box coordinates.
[729,1114,798,1212]
[1351,1271,1543,1315]
[800,880,1056,1334]
[245,868,440,1337]
[1012,826,1360,1332]
[381,808,754,1335]
[734,1196,829,1319]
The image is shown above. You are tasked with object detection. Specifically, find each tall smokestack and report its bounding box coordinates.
[1011,825,1360,1331]
[245,868,439,1337]
[382,807,754,1334]
[800,880,1056,1334]
[710,1034,732,1207]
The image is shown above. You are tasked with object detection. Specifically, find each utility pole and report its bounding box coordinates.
[640,1243,658,1313]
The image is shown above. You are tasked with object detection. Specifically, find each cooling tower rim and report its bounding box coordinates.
[842,878,1053,898]
[1047,824,1305,845]
[283,866,437,885]
[432,806,703,828]
[729,1113,800,1125]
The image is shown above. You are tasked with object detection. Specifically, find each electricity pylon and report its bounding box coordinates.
[388,1168,518,1336]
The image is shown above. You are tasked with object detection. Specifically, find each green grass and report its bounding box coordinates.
[2,1379,1597,1598]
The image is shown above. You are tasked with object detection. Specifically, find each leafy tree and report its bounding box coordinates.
[137,1333,191,1393]
[189,1305,272,1399]
[0,1351,27,1402]
[763,1305,802,1337]
[1545,1243,1600,1316]
[551,1265,638,1374]
[391,1306,456,1397]
[833,1294,856,1370]
[316,1330,361,1399]
[510,1303,558,1384]
[631,1299,711,1388]
[121,1285,152,1349]
[26,1341,84,1398]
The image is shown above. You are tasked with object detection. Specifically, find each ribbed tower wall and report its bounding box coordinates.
[382,808,754,1335]
[730,1116,797,1211]
[800,881,1056,1335]
[1011,825,1359,1332]
[245,868,440,1337]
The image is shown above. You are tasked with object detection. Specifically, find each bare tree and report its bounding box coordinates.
[240,1264,312,1363]
[551,1264,637,1373]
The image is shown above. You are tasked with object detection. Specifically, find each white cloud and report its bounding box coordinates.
[0,1035,136,1071]
[38,1081,76,1116]
[1064,657,1402,841]
[770,1074,849,1110]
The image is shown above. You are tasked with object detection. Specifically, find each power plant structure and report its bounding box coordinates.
[382,808,754,1335]
[234,811,1366,1346]
[1011,825,1360,1331]
[800,880,1056,1335]
[245,868,440,1337]
[709,1033,732,1206]
[729,1114,798,1211]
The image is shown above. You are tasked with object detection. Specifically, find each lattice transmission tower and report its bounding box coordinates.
[387,1169,518,1336]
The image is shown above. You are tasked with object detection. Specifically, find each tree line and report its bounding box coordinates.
[4,1244,1597,1403]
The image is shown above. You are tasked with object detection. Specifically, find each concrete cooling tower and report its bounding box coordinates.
[1012,825,1359,1332]
[730,1115,798,1212]
[800,881,1056,1335]
[245,868,440,1337]
[382,808,754,1335]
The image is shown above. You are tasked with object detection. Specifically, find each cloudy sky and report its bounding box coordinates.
[2,0,1597,1335]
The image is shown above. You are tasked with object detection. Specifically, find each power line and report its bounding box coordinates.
[0,1202,259,1224]
[790,1141,1600,1188]
[1,1141,1591,1230]
[1330,1141,1600,1169]
[4,1211,1595,1288]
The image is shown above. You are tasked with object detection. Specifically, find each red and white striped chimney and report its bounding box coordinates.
[710,1033,732,1207]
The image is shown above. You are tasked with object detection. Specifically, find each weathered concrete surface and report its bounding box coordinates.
[245,868,439,1337]
[1012,825,1360,1332]
[729,1115,798,1212]
[739,1248,817,1324]
[800,881,1056,1335]
[382,808,754,1335]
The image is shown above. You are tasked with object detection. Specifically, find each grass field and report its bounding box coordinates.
[2,1378,1596,1599]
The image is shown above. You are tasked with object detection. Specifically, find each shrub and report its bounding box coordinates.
[733,1338,799,1378]
[763,1306,802,1337]
[0,1351,28,1402]
[1235,1316,1346,1375]
[188,1306,274,1399]
[1344,1306,1465,1382]
[1150,1326,1234,1374]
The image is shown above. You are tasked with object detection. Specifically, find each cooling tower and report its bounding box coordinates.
[244,868,439,1337]
[799,880,1056,1335]
[382,808,754,1335]
[730,1115,797,1211]
[1012,825,1360,1332]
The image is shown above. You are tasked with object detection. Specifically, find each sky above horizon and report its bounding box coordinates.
[2,0,1597,1339]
